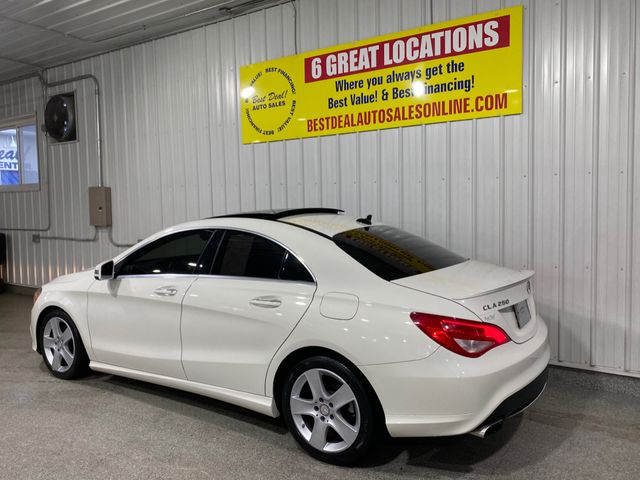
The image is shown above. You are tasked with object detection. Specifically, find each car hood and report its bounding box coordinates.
[46,268,95,290]
[391,260,533,300]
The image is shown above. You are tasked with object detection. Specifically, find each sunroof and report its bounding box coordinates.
[209,208,344,220]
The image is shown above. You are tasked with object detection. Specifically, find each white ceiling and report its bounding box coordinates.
[0,0,282,83]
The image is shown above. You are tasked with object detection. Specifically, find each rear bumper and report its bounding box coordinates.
[478,366,548,429]
[361,315,550,437]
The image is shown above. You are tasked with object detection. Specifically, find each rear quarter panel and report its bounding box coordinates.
[264,237,481,397]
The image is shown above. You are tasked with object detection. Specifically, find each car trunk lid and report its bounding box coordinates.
[392,260,538,343]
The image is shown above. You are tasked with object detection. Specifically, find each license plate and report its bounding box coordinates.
[514,300,531,329]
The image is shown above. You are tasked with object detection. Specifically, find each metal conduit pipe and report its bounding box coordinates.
[0,71,135,247]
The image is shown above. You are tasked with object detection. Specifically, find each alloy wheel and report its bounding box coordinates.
[290,368,361,453]
[42,316,75,373]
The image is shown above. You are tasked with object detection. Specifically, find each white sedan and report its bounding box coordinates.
[31,208,549,465]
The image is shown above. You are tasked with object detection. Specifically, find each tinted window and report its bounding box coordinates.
[212,230,313,282]
[194,230,223,274]
[333,225,467,281]
[280,251,314,282]
[118,230,213,276]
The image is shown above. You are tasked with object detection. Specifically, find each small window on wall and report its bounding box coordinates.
[0,116,39,192]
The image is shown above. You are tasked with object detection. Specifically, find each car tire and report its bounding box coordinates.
[282,356,376,465]
[39,309,89,380]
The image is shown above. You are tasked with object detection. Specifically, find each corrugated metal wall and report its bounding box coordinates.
[0,0,639,377]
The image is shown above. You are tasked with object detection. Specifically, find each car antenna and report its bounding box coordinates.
[357,214,373,225]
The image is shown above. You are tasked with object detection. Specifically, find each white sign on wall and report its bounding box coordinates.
[0,148,18,171]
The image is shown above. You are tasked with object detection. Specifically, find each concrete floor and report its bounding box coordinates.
[1,292,639,480]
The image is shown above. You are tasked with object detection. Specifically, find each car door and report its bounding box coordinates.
[181,229,317,395]
[87,229,214,379]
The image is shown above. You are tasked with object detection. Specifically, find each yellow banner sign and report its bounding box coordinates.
[239,6,522,144]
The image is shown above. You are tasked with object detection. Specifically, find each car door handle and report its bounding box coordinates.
[250,296,282,308]
[153,286,179,297]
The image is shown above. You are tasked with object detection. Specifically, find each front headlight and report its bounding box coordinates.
[33,287,42,304]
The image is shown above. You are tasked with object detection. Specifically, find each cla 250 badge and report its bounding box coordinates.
[482,299,510,311]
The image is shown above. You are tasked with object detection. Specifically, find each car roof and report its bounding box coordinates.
[113,209,369,263]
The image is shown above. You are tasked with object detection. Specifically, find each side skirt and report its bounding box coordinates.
[89,361,279,417]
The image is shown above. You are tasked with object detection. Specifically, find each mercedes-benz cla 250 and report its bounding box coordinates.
[31,208,549,464]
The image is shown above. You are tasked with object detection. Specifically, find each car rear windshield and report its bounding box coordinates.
[333,225,467,281]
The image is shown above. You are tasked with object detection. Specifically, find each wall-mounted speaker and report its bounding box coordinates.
[44,93,77,142]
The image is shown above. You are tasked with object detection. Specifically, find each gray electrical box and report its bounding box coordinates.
[88,186,112,226]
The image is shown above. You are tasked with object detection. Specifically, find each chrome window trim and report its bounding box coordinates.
[197,274,316,285]
[113,273,199,280]
[114,273,315,286]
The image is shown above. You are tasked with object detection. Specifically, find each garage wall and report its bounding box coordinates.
[0,0,639,377]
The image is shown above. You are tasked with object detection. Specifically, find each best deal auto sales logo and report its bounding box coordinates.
[242,67,297,138]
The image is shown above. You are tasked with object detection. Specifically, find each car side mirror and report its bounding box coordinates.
[94,260,115,280]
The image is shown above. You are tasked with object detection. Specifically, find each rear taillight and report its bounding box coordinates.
[410,312,510,358]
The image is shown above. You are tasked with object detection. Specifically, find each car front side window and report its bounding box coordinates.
[117,230,214,276]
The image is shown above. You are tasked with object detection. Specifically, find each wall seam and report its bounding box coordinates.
[558,0,568,363]
[204,26,215,215]
[527,0,536,274]
[624,0,637,372]
[589,0,602,367]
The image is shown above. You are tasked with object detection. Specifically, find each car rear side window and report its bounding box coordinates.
[333,225,467,281]
[117,230,213,276]
[280,251,314,282]
[211,230,314,282]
